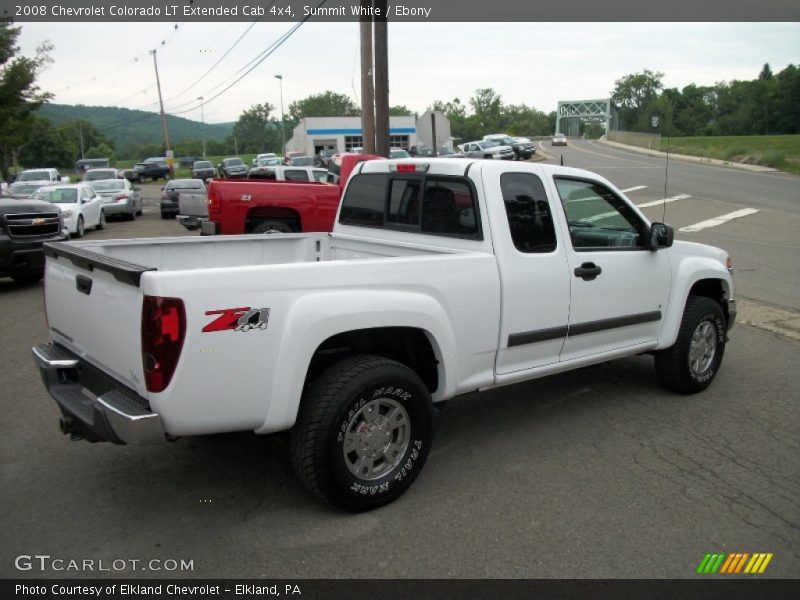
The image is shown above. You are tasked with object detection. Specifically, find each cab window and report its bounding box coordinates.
[554,177,646,249]
[501,173,557,253]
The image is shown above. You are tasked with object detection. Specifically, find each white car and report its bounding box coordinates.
[459,140,515,160]
[32,184,105,237]
[17,168,66,184]
[252,153,278,166]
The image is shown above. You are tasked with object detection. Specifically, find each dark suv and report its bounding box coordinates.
[125,158,171,183]
[1,197,67,284]
[192,160,216,182]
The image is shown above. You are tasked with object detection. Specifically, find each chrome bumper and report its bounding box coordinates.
[32,344,166,445]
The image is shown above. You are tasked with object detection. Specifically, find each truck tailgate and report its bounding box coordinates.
[178,191,208,218]
[43,242,153,394]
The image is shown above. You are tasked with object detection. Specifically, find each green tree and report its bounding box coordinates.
[17,117,76,168]
[287,91,360,126]
[611,69,664,130]
[231,103,281,154]
[0,21,53,178]
[389,105,414,116]
[469,88,503,131]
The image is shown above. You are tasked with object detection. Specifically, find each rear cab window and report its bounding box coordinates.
[339,171,481,239]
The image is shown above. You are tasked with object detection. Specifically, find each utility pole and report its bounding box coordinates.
[373,4,390,157]
[79,122,85,159]
[359,9,375,154]
[275,74,286,156]
[150,49,170,160]
[197,96,206,158]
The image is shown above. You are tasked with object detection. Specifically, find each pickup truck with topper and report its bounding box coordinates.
[32,158,736,512]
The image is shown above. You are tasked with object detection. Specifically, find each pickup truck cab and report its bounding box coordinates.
[247,165,327,182]
[32,159,735,512]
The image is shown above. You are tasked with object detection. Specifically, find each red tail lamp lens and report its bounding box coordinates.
[141,296,186,393]
[207,188,220,215]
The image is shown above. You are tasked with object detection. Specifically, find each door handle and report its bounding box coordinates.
[574,262,602,281]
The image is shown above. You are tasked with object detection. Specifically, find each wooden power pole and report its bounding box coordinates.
[151,49,170,156]
[373,5,390,157]
[359,11,376,155]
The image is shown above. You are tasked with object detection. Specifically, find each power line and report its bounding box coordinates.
[162,10,272,108]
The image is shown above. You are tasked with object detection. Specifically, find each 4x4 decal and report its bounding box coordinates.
[203,307,270,333]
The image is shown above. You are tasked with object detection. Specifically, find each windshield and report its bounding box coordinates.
[9,182,48,196]
[289,156,314,166]
[223,159,245,167]
[166,179,204,190]
[258,157,282,166]
[33,187,78,204]
[19,170,51,182]
[194,161,213,169]
[91,180,125,192]
[390,149,410,158]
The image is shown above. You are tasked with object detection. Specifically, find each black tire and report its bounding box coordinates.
[96,210,105,230]
[655,296,726,394]
[160,212,169,219]
[74,216,84,238]
[136,202,143,216]
[290,355,433,512]
[251,220,295,234]
[138,174,145,184]
[11,272,43,285]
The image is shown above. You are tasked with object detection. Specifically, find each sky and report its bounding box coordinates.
[15,21,800,124]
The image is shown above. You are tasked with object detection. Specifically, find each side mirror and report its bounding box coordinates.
[649,222,674,250]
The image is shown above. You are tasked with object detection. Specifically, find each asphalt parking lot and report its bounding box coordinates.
[1,172,798,579]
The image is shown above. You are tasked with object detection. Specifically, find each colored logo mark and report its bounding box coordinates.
[696,553,773,574]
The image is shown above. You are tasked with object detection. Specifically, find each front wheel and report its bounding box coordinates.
[74,216,85,238]
[655,296,727,394]
[290,355,433,512]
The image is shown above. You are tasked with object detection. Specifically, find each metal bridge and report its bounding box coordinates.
[556,99,619,136]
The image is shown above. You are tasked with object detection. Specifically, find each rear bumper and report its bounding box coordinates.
[177,215,206,230]
[200,220,219,236]
[32,343,166,445]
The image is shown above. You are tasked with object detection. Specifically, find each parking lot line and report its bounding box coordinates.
[620,185,647,193]
[679,208,760,233]
[636,194,691,209]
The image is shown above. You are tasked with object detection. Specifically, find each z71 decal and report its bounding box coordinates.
[203,307,270,333]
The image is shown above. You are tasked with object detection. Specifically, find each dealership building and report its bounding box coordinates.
[285,114,452,155]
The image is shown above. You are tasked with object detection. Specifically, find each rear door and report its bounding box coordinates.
[487,166,572,374]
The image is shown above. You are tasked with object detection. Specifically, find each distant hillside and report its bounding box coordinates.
[37,103,234,153]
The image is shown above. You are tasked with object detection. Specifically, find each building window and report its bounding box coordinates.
[344,136,364,151]
[389,135,410,149]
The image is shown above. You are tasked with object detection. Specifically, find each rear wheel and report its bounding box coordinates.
[138,174,145,184]
[96,210,105,230]
[251,220,295,234]
[290,355,433,512]
[655,296,726,394]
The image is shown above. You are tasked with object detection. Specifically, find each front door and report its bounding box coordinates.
[551,176,671,362]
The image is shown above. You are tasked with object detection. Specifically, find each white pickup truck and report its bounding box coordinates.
[32,159,736,512]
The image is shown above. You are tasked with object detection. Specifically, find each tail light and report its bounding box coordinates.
[115,194,129,202]
[207,187,220,215]
[390,163,429,173]
[141,296,186,393]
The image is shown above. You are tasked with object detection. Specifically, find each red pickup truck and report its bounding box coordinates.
[202,153,378,235]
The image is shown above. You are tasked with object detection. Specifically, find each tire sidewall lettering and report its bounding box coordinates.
[330,383,427,499]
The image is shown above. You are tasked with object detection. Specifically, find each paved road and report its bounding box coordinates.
[541,139,800,311]
[1,177,798,579]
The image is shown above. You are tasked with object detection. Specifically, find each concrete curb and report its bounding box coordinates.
[598,139,780,173]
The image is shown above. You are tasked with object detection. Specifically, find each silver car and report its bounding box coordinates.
[88,179,142,220]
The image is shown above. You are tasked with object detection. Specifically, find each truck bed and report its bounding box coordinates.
[47,232,463,275]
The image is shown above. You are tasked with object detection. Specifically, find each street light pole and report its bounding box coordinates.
[275,74,286,157]
[197,96,206,158]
